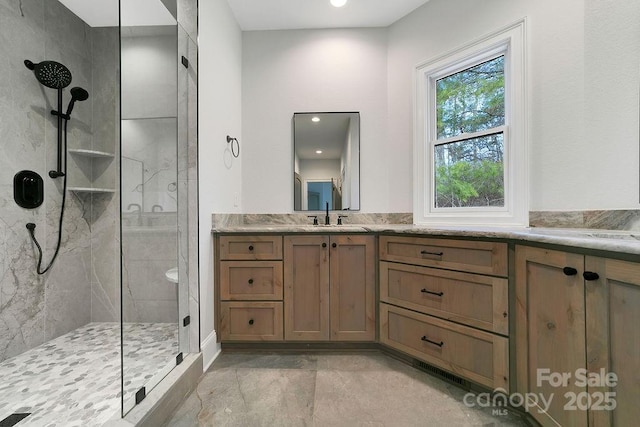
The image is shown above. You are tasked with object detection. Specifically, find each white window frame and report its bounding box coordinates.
[414,20,528,226]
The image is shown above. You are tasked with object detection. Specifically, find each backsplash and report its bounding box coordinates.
[529,210,640,230]
[213,210,640,231]
[212,213,413,228]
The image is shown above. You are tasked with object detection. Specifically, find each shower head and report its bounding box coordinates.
[65,87,89,117]
[24,59,72,90]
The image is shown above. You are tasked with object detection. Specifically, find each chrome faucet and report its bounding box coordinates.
[127,203,141,212]
[127,203,142,226]
[325,201,330,225]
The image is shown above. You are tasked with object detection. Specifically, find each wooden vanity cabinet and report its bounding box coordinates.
[516,245,640,427]
[379,235,510,391]
[217,235,284,341]
[284,234,375,341]
[585,257,640,427]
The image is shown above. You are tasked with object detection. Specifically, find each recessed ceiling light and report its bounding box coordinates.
[312,117,320,122]
[316,150,323,154]
[330,0,347,7]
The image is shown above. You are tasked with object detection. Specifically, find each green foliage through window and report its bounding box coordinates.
[434,134,504,207]
[433,56,505,208]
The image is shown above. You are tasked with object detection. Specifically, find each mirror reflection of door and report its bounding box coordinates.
[294,172,302,210]
[307,181,332,210]
[293,112,359,211]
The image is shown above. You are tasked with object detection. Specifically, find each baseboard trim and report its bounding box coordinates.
[201,331,221,372]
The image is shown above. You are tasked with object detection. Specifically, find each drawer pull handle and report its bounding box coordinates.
[421,336,444,347]
[583,271,600,281]
[563,267,578,276]
[421,289,444,297]
[248,245,254,251]
[248,319,254,325]
[420,250,444,257]
[248,279,254,285]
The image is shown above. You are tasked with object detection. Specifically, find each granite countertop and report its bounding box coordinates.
[212,224,640,256]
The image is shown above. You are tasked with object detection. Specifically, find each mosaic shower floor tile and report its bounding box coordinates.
[0,322,178,426]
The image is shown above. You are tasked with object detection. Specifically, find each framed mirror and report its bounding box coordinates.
[293,112,360,211]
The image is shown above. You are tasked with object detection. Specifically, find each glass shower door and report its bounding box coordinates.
[119,0,180,415]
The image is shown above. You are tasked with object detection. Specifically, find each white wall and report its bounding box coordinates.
[387,0,640,211]
[299,159,341,182]
[198,0,243,366]
[241,28,389,213]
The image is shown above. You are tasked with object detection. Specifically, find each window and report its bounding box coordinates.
[414,20,528,226]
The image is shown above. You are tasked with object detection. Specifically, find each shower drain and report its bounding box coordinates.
[0,413,31,427]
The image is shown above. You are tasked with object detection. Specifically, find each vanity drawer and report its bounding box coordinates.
[380,304,509,391]
[220,261,283,300]
[220,235,283,260]
[220,302,283,341]
[380,262,508,335]
[379,236,508,277]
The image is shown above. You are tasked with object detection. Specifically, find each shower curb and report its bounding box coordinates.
[103,353,203,426]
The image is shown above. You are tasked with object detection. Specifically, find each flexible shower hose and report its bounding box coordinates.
[26,118,69,275]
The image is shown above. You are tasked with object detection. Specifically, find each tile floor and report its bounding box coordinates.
[0,322,178,427]
[167,351,530,426]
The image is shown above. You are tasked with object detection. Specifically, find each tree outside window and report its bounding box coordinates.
[434,56,505,208]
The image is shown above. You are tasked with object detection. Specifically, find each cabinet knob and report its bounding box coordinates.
[248,245,254,251]
[583,271,600,281]
[563,267,578,276]
[248,279,254,285]
[322,243,327,248]
[547,322,556,330]
[248,319,254,325]
[332,243,337,248]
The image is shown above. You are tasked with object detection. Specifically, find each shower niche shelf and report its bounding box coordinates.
[68,148,116,194]
[68,187,116,194]
[69,148,115,158]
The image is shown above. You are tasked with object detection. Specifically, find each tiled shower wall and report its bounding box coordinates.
[0,0,119,362]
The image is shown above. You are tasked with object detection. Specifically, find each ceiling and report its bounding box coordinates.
[58,0,430,30]
[58,0,176,27]
[226,0,431,31]
[295,113,352,160]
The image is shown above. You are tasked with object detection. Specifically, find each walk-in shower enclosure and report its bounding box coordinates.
[0,0,199,424]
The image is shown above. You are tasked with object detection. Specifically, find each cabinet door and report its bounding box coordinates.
[330,235,375,341]
[284,235,330,340]
[585,257,640,427]
[515,246,587,427]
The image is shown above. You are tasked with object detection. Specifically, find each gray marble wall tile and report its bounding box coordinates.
[122,228,178,324]
[177,0,197,44]
[90,27,119,323]
[0,0,48,363]
[0,1,120,362]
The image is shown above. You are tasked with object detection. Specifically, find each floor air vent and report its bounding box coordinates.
[0,413,31,427]
[413,360,469,389]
